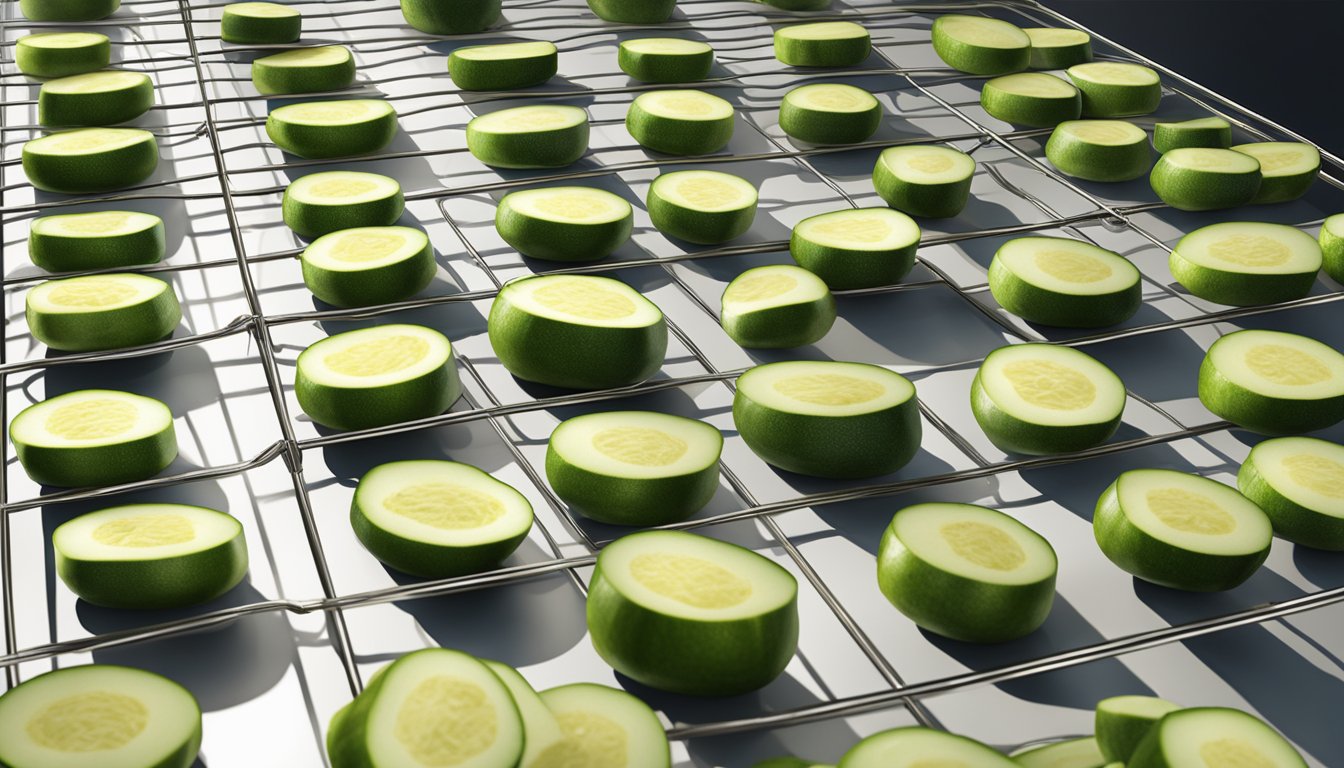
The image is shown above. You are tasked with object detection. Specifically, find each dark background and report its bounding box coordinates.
[1040,0,1341,157]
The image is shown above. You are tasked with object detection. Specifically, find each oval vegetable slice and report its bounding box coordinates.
[300,225,435,308]
[780,83,881,145]
[1045,119,1150,182]
[1198,329,1344,434]
[841,726,1018,767]
[10,389,177,488]
[23,127,158,194]
[251,45,355,95]
[27,272,181,352]
[931,15,1030,75]
[28,210,165,273]
[1238,436,1344,550]
[619,38,714,83]
[774,21,871,68]
[222,2,301,44]
[266,99,398,159]
[39,70,153,128]
[1023,27,1092,69]
[1151,116,1231,154]
[1319,213,1344,284]
[1095,695,1182,763]
[1128,707,1306,768]
[1149,148,1262,211]
[1169,222,1321,306]
[467,104,589,168]
[16,32,110,78]
[1011,737,1107,768]
[988,236,1141,328]
[586,0,675,23]
[980,72,1081,128]
[627,89,735,156]
[399,0,499,34]
[448,40,557,91]
[1067,61,1162,117]
[481,662,566,768]
[282,170,404,239]
[790,207,921,290]
[873,144,975,218]
[19,0,119,21]
[647,169,758,244]
[495,186,633,262]
[721,264,835,349]
[1231,141,1320,204]
[535,683,671,767]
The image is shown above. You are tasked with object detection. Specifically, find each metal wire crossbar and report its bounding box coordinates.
[1,0,1341,756]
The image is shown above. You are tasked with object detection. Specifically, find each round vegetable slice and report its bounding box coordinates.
[647,169,758,244]
[0,665,201,768]
[1094,468,1273,591]
[780,83,881,145]
[1011,737,1107,768]
[1152,116,1232,154]
[1169,221,1321,306]
[1320,213,1344,284]
[300,225,435,308]
[840,726,1018,768]
[221,1,301,44]
[980,72,1081,128]
[931,14,1030,75]
[1149,148,1262,211]
[266,99,398,159]
[23,127,158,194]
[399,0,499,34]
[774,21,871,68]
[251,45,355,96]
[1067,61,1162,117]
[1238,436,1344,550]
[481,662,565,768]
[587,530,799,696]
[586,0,674,23]
[988,236,1141,328]
[10,389,177,488]
[282,170,404,239]
[1199,329,1344,434]
[627,89,735,156]
[971,343,1126,455]
[28,210,165,273]
[19,0,118,21]
[790,207,920,290]
[495,186,633,262]
[535,683,670,768]
[619,38,714,83]
[54,503,247,609]
[734,360,921,478]
[1095,695,1182,763]
[873,144,975,218]
[1045,119,1150,182]
[546,410,722,525]
[1231,141,1320,204]
[35,72,139,129]
[448,40,558,91]
[1024,27,1092,69]
[1128,707,1305,768]
[295,324,459,431]
[720,264,836,348]
[878,502,1057,643]
[351,459,534,578]
[466,104,589,168]
[27,272,181,352]
[16,32,110,78]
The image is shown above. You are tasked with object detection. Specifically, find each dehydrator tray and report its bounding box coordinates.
[3,0,1343,764]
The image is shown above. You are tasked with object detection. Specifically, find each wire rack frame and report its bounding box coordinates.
[1,0,1342,757]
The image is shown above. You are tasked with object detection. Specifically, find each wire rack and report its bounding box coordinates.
[2,0,1344,764]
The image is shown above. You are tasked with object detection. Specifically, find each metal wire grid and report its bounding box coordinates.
[1,0,1343,762]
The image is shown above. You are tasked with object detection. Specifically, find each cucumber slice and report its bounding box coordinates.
[28,210,165,273]
[1200,329,1344,434]
[931,15,1031,76]
[841,727,1018,768]
[23,127,158,194]
[972,343,1126,455]
[1095,695,1182,763]
[481,662,565,768]
[647,169,758,244]
[1024,27,1092,69]
[1231,142,1321,204]
[300,225,435,308]
[10,389,176,488]
[40,70,153,127]
[26,272,181,352]
[619,38,714,83]
[780,83,881,145]
[1239,436,1344,550]
[466,104,589,169]
[251,45,355,96]
[872,144,975,218]
[774,21,871,68]
[1045,119,1150,182]
[720,264,836,348]
[988,236,1141,328]
[734,360,921,478]
[1152,116,1232,154]
[351,459,534,578]
[1149,148,1262,211]
[545,410,722,525]
[266,99,398,159]
[627,89,735,156]
[449,40,557,91]
[495,186,633,262]
[54,503,247,609]
[0,665,200,768]
[1067,62,1162,117]
[790,207,920,290]
[535,683,670,768]
[1169,222,1321,306]
[327,648,524,768]
[399,0,500,34]
[1012,737,1106,768]
[1128,707,1305,768]
[19,0,119,21]
[587,530,799,696]
[487,274,667,390]
[1323,213,1344,284]
[1094,469,1273,591]
[16,32,111,79]
[878,502,1057,643]
[586,0,675,23]
[980,72,1082,128]
[282,170,404,239]
[221,2,301,44]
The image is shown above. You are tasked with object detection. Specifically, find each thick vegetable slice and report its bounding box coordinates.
[399,0,499,34]
[252,45,355,95]
[1149,148,1261,211]
[23,127,158,194]
[647,169,758,244]
[1320,213,1344,284]
[488,274,667,390]
[466,104,589,168]
[19,0,118,21]
[0,665,201,768]
[774,21,871,68]
[449,40,558,91]
[1239,436,1344,550]
[495,186,633,262]
[28,210,165,272]
[282,170,404,238]
[27,272,181,352]
[351,459,533,578]
[535,683,670,768]
[627,89,735,155]
[780,83,881,145]
[791,209,918,293]
[327,648,524,768]
[266,99,398,159]
[1151,116,1231,154]
[988,236,1141,328]
[619,38,714,83]
[1024,27,1092,69]
[1094,469,1273,591]
[587,530,799,696]
[1012,737,1107,768]
[301,225,434,308]
[972,343,1126,455]
[931,14,1030,75]
[481,662,565,768]
[546,410,722,525]
[39,68,149,126]
[1095,695,1182,763]
[1231,141,1320,204]
[980,72,1081,128]
[1128,708,1306,768]
[1169,222,1321,306]
[1045,119,1150,182]
[841,727,1018,768]
[54,503,247,609]
[586,0,675,23]
[872,144,975,218]
[295,324,459,430]
[16,32,110,78]
[720,264,835,348]
[734,360,921,478]
[878,502,1057,643]
[10,389,176,488]
[221,2,301,44]
[1067,61,1161,117]
[1200,329,1344,434]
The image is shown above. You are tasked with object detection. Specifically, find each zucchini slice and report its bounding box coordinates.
[1199,329,1344,434]
[1231,141,1321,204]
[252,45,355,95]
[23,127,158,194]
[300,225,435,308]
[619,38,714,83]
[39,70,153,128]
[1023,27,1092,69]
[980,72,1082,128]
[27,272,180,352]
[1239,436,1344,550]
[774,21,871,68]
[1066,61,1162,117]
[1151,116,1232,154]
[586,0,675,23]
[1128,707,1306,768]
[841,726,1018,767]
[780,83,882,145]
[482,662,565,768]
[448,40,558,91]
[873,144,975,219]
[647,169,758,244]
[987,236,1141,328]
[221,2,301,44]
[535,683,670,767]
[266,99,398,159]
[720,264,836,349]
[1095,695,1182,763]
[10,389,177,488]
[1149,148,1262,211]
[466,104,589,169]
[282,170,404,238]
[1011,737,1107,768]
[1169,221,1321,306]
[399,0,500,34]
[627,89,735,156]
[16,32,110,78]
[19,0,119,21]
[790,207,921,290]
[1322,213,1344,284]
[1045,119,1150,182]
[28,210,165,273]
[931,14,1030,75]
[495,186,633,262]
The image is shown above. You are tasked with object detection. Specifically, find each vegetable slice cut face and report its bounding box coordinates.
[466,104,589,168]
[587,530,799,696]
[251,45,355,95]
[1011,736,1107,768]
[1149,147,1262,211]
[28,210,165,272]
[282,170,404,238]
[22,127,159,194]
[481,662,565,768]
[1320,212,1344,284]
[26,272,181,352]
[1239,436,1344,550]
[840,726,1019,768]
[38,70,154,127]
[930,15,1030,75]
[1095,695,1182,763]
[720,264,836,349]
[495,185,633,262]
[872,144,975,218]
[10,389,177,488]
[1198,329,1344,434]
[1066,61,1162,117]
[1152,116,1231,154]
[980,72,1081,128]
[647,169,758,244]
[1128,707,1306,768]
[779,83,881,145]
[1045,119,1150,182]
[988,236,1141,328]
[448,40,558,91]
[0,664,202,768]
[1023,27,1092,69]
[546,410,722,526]
[790,206,921,290]
[1094,469,1273,591]
[300,225,435,308]
[774,21,871,68]
[266,99,398,159]
[221,2,301,44]
[351,459,534,578]
[626,89,735,156]
[534,683,671,768]
[618,38,714,83]
[1231,141,1321,204]
[1169,221,1321,306]
[16,32,111,78]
